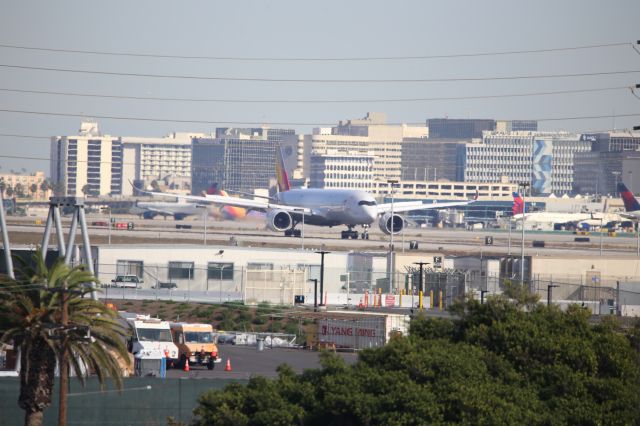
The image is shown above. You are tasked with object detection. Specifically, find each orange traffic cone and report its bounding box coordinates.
[224,358,232,372]
[183,358,190,372]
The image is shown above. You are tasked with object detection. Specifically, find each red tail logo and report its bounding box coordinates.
[512,192,524,215]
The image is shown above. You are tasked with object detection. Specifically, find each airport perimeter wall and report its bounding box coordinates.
[0,377,242,426]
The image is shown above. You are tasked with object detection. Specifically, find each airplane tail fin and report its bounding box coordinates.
[617,182,640,212]
[275,145,291,192]
[512,192,524,215]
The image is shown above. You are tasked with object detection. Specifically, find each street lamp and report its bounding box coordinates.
[316,250,330,306]
[196,205,207,245]
[518,182,530,287]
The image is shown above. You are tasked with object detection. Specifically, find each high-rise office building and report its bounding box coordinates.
[191,127,298,195]
[51,121,123,197]
[401,138,464,182]
[311,113,427,183]
[51,121,204,197]
[464,131,590,195]
[427,118,495,139]
[573,131,640,194]
[309,150,375,190]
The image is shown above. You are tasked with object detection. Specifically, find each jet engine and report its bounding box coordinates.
[378,212,404,235]
[266,209,293,232]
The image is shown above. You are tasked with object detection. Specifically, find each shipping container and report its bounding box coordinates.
[316,311,409,350]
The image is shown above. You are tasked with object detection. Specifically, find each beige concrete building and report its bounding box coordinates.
[310,113,427,183]
[0,171,47,199]
[51,121,208,197]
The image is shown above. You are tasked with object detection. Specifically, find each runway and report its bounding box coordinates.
[5,213,640,258]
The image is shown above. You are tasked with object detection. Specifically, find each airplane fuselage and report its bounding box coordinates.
[275,189,378,226]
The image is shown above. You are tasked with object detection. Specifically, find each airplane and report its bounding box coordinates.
[510,192,621,230]
[617,182,640,220]
[132,184,248,221]
[134,147,476,239]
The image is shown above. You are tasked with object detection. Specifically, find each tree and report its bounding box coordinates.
[0,251,130,426]
[5,184,14,198]
[0,178,5,196]
[29,184,37,199]
[39,180,50,195]
[52,182,65,197]
[193,297,640,425]
[81,184,90,197]
[14,183,24,198]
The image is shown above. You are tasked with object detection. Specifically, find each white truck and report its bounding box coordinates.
[124,315,179,365]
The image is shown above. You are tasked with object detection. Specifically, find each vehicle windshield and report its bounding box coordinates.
[137,328,172,342]
[118,276,137,282]
[358,200,377,206]
[184,332,214,343]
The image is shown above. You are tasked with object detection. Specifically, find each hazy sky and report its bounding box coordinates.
[1,0,639,173]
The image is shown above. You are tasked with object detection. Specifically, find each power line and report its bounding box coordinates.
[0,63,638,84]
[0,41,630,62]
[0,85,629,104]
[1,107,639,126]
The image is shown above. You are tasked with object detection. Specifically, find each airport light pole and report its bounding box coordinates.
[196,205,207,245]
[412,261,430,295]
[387,179,398,292]
[547,283,558,307]
[600,216,604,256]
[316,250,329,306]
[295,208,305,250]
[387,179,398,250]
[219,264,230,303]
[519,182,530,287]
[309,278,318,311]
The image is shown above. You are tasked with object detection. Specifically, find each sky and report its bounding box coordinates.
[0,0,639,173]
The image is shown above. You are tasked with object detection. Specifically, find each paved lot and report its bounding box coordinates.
[165,345,358,379]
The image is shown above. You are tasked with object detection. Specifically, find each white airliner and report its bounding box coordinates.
[135,148,475,239]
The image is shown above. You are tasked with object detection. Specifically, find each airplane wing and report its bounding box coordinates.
[136,186,311,214]
[377,200,475,214]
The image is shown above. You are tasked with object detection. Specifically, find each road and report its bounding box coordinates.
[165,344,358,379]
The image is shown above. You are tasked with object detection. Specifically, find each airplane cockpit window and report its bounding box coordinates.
[358,200,377,206]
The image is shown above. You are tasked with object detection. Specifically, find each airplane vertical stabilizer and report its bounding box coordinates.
[618,183,640,212]
[512,192,524,215]
[275,145,291,192]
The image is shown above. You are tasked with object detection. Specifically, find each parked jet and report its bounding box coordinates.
[132,184,248,221]
[134,148,475,239]
[510,192,621,229]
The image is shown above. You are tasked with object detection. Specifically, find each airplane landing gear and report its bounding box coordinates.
[284,228,302,237]
[361,225,370,240]
[341,226,359,239]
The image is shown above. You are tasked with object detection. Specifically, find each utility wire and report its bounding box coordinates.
[0,86,628,104]
[0,63,638,84]
[0,41,630,62]
[0,107,639,126]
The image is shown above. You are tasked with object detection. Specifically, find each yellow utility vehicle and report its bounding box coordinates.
[169,323,219,370]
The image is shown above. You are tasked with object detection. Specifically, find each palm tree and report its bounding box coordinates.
[0,252,130,426]
[29,184,38,199]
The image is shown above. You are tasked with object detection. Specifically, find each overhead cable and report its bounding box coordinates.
[0,63,638,84]
[0,41,630,62]
[0,85,628,104]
